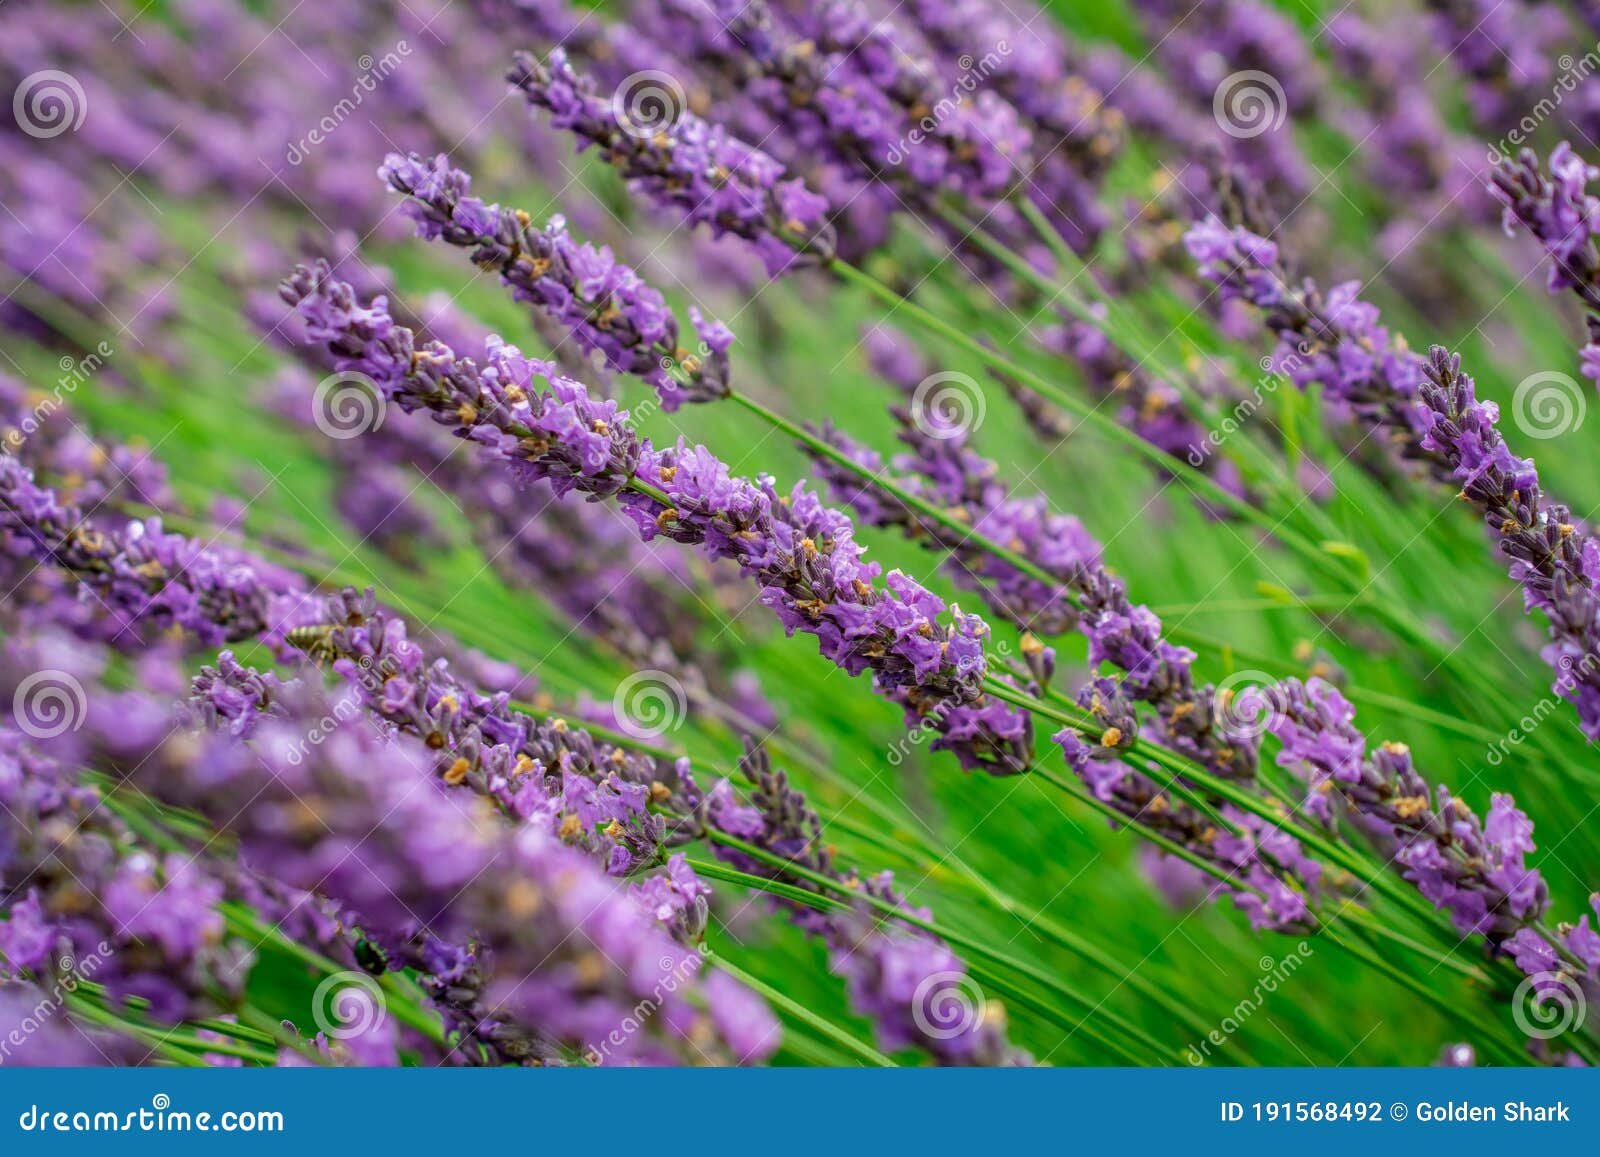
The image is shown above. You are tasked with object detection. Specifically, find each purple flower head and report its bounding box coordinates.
[381,152,731,410]
[156,670,770,1065]
[509,49,834,275]
[1052,704,1318,935]
[1273,676,1551,943]
[0,710,246,1025]
[1419,348,1600,739]
[286,266,1027,771]
[815,331,1259,783]
[1492,144,1600,303]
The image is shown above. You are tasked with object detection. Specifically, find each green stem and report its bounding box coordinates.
[989,677,1474,946]
[727,388,1065,594]
[235,1005,326,1065]
[826,259,1279,532]
[1317,922,1525,1066]
[710,958,895,1067]
[694,839,1171,1064]
[64,998,207,1067]
[833,246,1595,829]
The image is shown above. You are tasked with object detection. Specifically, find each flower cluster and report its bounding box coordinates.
[6,378,1027,1064]
[1271,678,1560,947]
[285,263,1034,774]
[1417,349,1600,739]
[168,670,768,1064]
[813,327,1264,784]
[381,152,731,409]
[1189,216,1600,742]
[1494,145,1600,387]
[1185,217,1431,456]
[508,49,834,274]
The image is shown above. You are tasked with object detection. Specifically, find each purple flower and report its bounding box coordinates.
[102,853,226,961]
[508,49,834,275]
[814,326,1262,783]
[0,454,311,652]
[161,669,769,1065]
[1492,144,1600,304]
[381,152,730,410]
[1418,349,1600,740]
[1052,710,1319,934]
[1428,0,1559,131]
[1191,217,1600,742]
[286,266,1031,774]
[1271,677,1551,943]
[0,706,245,1025]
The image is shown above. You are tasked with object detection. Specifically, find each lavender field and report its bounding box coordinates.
[0,0,1598,1069]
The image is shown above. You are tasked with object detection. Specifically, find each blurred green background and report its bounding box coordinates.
[8,0,1600,1065]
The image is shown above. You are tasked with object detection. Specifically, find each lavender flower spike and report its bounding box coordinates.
[283,262,1032,774]
[1054,690,1321,935]
[159,674,771,1065]
[1189,216,1600,741]
[1185,216,1430,462]
[1,430,727,953]
[1271,677,1549,943]
[380,152,730,410]
[1491,144,1600,305]
[1273,672,1600,1053]
[0,455,309,651]
[0,716,246,1026]
[1417,349,1600,740]
[5,390,1014,1063]
[1492,145,1600,387]
[277,589,710,931]
[817,326,1264,784]
[508,49,834,275]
